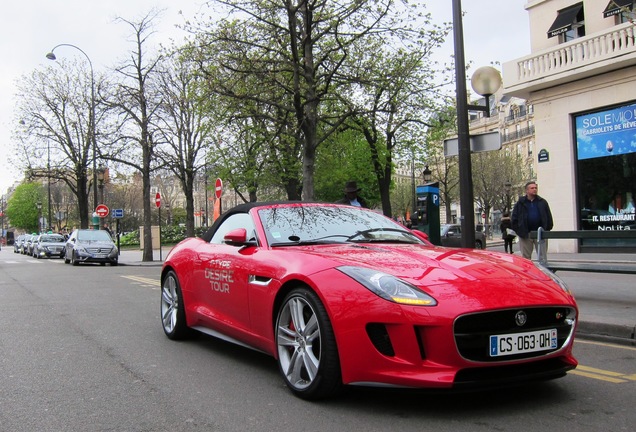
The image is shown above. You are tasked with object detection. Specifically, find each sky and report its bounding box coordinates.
[0,0,530,196]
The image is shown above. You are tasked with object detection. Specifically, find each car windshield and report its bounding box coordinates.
[440,225,456,234]
[41,235,65,243]
[258,205,420,246]
[77,230,113,242]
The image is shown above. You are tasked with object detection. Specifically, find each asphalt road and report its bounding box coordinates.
[0,249,634,432]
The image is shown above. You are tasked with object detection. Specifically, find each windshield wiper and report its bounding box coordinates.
[346,228,415,242]
[270,234,350,247]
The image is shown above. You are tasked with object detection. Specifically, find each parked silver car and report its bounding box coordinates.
[64,229,118,266]
[440,224,487,249]
[32,233,67,259]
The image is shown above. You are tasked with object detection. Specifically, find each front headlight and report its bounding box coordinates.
[337,266,437,306]
[535,263,572,294]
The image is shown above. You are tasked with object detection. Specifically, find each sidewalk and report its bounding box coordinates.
[120,246,636,346]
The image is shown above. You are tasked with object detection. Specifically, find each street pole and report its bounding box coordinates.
[452,0,476,248]
[47,140,52,231]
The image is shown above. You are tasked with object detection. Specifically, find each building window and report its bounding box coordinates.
[547,3,585,41]
[603,0,634,23]
[528,140,534,157]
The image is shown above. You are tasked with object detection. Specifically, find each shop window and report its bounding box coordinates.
[575,102,636,249]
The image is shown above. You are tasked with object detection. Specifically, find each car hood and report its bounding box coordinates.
[292,243,572,307]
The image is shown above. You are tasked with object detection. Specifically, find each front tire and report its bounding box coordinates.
[161,270,191,340]
[275,287,342,400]
[71,252,79,266]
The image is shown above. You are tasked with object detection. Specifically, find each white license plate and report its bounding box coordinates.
[489,328,558,357]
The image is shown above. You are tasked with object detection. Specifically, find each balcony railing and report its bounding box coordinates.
[504,22,636,98]
[502,125,535,143]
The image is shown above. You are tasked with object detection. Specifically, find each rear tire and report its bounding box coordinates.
[275,287,342,400]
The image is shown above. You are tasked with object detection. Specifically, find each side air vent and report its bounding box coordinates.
[366,323,395,357]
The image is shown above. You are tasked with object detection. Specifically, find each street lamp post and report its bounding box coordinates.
[504,181,512,213]
[452,0,502,248]
[422,165,432,183]
[47,140,52,231]
[97,165,105,204]
[36,201,42,233]
[46,44,97,218]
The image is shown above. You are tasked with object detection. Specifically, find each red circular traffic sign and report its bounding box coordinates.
[215,178,223,199]
[95,204,110,218]
[155,192,161,208]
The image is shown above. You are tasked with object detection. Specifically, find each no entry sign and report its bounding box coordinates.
[215,178,223,199]
[155,192,161,208]
[95,204,110,218]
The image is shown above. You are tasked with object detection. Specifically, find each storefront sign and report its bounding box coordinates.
[576,102,636,160]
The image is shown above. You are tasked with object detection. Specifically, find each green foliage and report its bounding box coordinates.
[314,130,380,206]
[5,183,44,232]
[118,225,208,247]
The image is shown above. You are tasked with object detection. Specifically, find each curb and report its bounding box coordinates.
[576,320,636,346]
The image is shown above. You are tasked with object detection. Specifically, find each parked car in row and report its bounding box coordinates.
[14,234,27,253]
[32,233,67,259]
[440,223,487,249]
[64,229,118,266]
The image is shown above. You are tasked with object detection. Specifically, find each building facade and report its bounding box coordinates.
[503,0,636,252]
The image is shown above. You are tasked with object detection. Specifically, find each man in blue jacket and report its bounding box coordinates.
[512,181,553,261]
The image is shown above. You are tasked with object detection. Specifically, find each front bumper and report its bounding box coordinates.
[74,248,118,264]
[311,271,578,390]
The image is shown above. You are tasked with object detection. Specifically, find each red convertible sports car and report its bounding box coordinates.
[160,202,578,400]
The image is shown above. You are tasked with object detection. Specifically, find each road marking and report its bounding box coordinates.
[570,365,635,384]
[122,275,160,288]
[576,338,636,351]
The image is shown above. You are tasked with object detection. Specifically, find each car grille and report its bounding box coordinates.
[48,246,64,253]
[454,307,576,362]
[86,247,113,254]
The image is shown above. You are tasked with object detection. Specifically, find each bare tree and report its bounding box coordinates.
[14,61,108,229]
[154,53,214,236]
[104,12,165,261]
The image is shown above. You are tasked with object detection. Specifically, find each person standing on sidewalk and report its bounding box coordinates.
[499,212,515,254]
[512,181,553,261]
[335,181,368,208]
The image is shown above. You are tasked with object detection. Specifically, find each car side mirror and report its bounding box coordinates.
[224,228,257,247]
[410,229,431,244]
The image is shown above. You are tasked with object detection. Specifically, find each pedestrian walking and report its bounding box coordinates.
[499,212,515,254]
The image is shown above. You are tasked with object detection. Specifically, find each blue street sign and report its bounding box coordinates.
[113,208,124,218]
